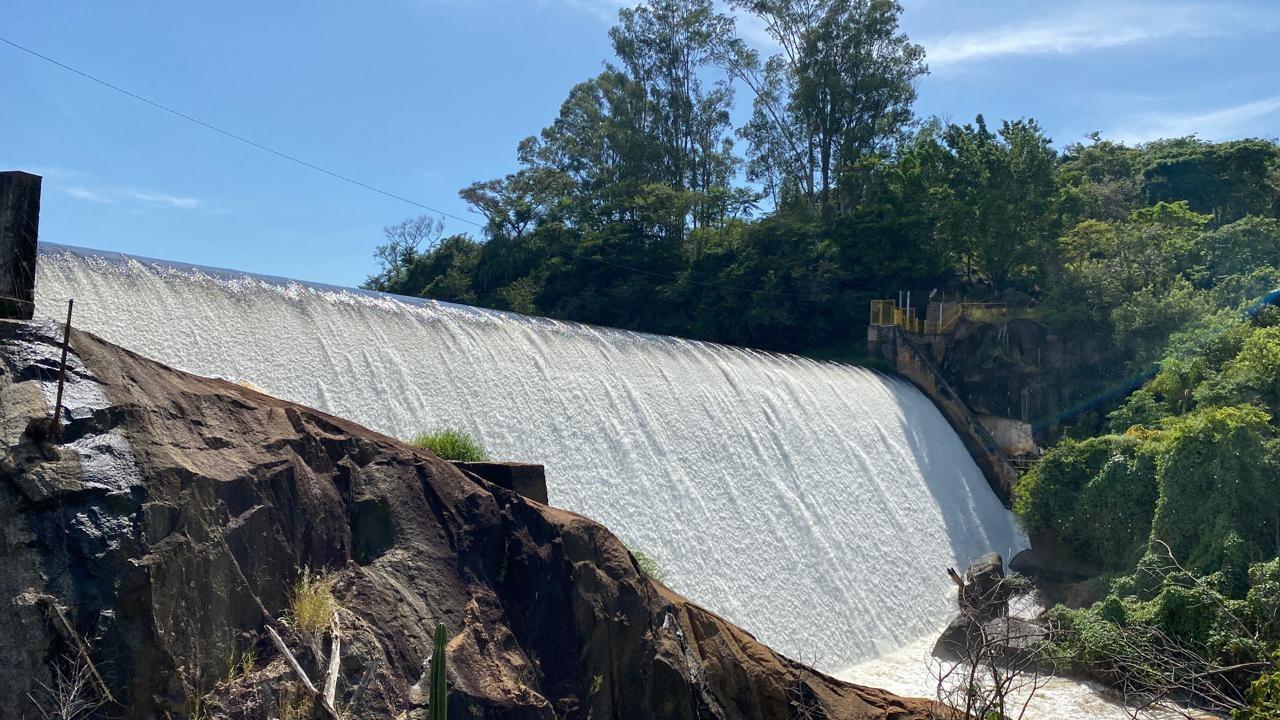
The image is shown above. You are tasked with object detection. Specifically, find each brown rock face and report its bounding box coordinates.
[0,320,932,720]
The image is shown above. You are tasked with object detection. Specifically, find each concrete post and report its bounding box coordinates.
[0,171,42,320]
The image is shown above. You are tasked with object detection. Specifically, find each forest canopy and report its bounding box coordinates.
[363,0,1280,374]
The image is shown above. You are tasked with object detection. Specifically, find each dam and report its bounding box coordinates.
[33,242,1028,672]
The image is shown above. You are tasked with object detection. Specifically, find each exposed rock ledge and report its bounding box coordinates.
[0,320,933,720]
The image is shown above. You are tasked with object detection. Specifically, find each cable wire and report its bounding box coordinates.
[0,35,484,228]
[2,35,821,300]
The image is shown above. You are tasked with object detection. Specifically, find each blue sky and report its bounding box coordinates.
[3,0,1277,287]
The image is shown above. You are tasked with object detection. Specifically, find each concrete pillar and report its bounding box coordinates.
[0,171,42,320]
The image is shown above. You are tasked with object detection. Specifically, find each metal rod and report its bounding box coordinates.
[50,298,73,433]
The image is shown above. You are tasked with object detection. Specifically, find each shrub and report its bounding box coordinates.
[1198,327,1280,415]
[411,428,489,462]
[288,570,336,636]
[1236,653,1280,720]
[628,546,668,585]
[1049,555,1280,717]
[1106,389,1167,432]
[1014,434,1157,571]
[1151,405,1278,574]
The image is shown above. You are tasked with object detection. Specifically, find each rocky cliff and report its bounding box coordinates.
[0,320,932,720]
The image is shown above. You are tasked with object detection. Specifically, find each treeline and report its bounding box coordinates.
[364,0,1280,368]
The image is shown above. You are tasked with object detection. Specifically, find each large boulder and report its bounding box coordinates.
[0,320,933,720]
[934,554,1046,668]
[957,552,1010,620]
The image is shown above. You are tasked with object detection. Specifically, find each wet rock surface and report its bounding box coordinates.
[934,553,1047,669]
[1,320,933,720]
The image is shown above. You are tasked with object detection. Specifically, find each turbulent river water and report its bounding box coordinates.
[33,244,1035,678]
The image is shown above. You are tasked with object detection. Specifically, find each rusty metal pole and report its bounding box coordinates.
[50,298,73,434]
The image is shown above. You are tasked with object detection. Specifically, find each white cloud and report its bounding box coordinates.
[123,190,202,209]
[64,186,114,204]
[1106,94,1280,144]
[558,0,625,22]
[734,11,778,50]
[925,3,1261,67]
[60,183,203,210]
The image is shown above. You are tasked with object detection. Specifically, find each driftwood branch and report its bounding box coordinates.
[36,595,117,705]
[267,625,318,695]
[265,623,344,720]
[345,656,381,718]
[323,612,342,710]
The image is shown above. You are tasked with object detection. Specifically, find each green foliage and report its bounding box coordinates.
[1031,307,1280,709]
[1049,554,1280,715]
[1014,435,1157,571]
[1151,405,1278,574]
[1237,659,1280,720]
[360,2,1280,407]
[1141,138,1280,225]
[430,622,448,720]
[1197,326,1280,415]
[628,546,668,584]
[411,428,489,462]
[1106,389,1167,433]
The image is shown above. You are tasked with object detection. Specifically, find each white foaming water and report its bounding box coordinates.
[839,635,1174,720]
[35,244,1027,670]
[839,595,1192,719]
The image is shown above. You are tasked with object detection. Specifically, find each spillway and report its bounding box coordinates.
[34,243,1028,671]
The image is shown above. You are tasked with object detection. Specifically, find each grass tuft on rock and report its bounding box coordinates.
[288,570,336,636]
[628,546,668,585]
[411,428,489,462]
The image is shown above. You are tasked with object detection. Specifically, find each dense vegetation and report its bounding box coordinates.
[1016,308,1280,716]
[362,0,1280,714]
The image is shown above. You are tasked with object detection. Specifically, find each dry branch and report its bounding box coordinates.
[323,612,342,710]
[344,655,381,719]
[267,625,318,695]
[35,595,117,706]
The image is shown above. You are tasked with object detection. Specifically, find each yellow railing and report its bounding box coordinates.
[874,300,1007,335]
[869,300,920,333]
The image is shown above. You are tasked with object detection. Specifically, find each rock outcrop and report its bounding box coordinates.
[1,320,933,720]
[934,554,1046,670]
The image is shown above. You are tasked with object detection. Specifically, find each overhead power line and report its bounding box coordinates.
[0,35,483,228]
[2,35,821,300]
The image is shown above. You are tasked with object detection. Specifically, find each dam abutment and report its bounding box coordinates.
[868,323,1019,504]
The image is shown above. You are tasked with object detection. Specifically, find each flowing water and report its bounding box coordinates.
[34,243,1028,673]
[838,595,1198,719]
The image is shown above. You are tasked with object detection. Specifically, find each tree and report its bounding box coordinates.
[513,0,741,246]
[1142,138,1280,225]
[929,116,1059,292]
[363,215,445,292]
[609,0,738,200]
[458,168,573,241]
[730,0,926,214]
[1058,133,1144,223]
